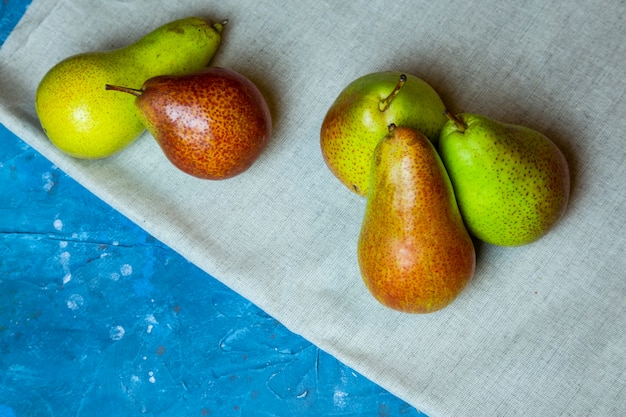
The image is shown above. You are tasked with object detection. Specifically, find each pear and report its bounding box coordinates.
[357,125,476,313]
[438,112,570,246]
[320,71,447,197]
[35,17,226,159]
[106,67,271,179]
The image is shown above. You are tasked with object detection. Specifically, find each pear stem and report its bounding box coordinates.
[378,74,407,112]
[105,84,143,97]
[444,110,467,132]
[213,19,229,33]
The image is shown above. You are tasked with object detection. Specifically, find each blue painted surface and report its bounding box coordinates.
[0,3,428,416]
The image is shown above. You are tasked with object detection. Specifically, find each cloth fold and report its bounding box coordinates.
[1,1,624,415]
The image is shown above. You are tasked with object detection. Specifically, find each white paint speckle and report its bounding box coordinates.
[333,390,348,408]
[148,371,156,384]
[145,315,159,333]
[53,219,63,231]
[112,241,119,246]
[43,172,55,192]
[109,325,125,340]
[60,251,70,266]
[67,294,84,310]
[60,251,71,284]
[59,241,68,248]
[120,264,133,276]
[110,272,120,281]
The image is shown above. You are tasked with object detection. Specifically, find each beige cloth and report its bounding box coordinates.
[1,1,624,415]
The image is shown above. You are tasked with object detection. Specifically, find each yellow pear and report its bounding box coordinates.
[320,71,447,196]
[35,17,225,159]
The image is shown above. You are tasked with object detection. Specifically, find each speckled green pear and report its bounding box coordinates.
[438,112,570,246]
[35,17,226,159]
[320,71,447,196]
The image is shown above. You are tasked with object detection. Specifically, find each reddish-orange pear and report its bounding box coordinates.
[107,67,271,179]
[357,125,475,313]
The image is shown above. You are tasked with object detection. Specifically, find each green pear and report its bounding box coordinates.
[438,112,570,246]
[358,125,475,314]
[320,71,447,196]
[106,67,272,179]
[35,17,226,159]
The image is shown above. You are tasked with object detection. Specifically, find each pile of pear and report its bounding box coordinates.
[35,17,271,180]
[321,71,570,314]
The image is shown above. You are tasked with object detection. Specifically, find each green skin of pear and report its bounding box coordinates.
[320,71,447,197]
[35,17,225,159]
[438,113,570,246]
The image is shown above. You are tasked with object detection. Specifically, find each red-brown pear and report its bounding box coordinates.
[107,67,271,179]
[357,125,475,313]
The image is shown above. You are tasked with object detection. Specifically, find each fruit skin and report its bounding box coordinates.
[320,71,447,197]
[35,17,225,159]
[438,113,570,246]
[357,125,475,314]
[113,67,271,179]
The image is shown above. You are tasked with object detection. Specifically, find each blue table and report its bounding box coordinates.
[0,2,427,416]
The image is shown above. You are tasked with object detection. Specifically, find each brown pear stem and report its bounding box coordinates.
[105,84,143,97]
[444,110,467,132]
[378,74,407,112]
[388,123,397,134]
